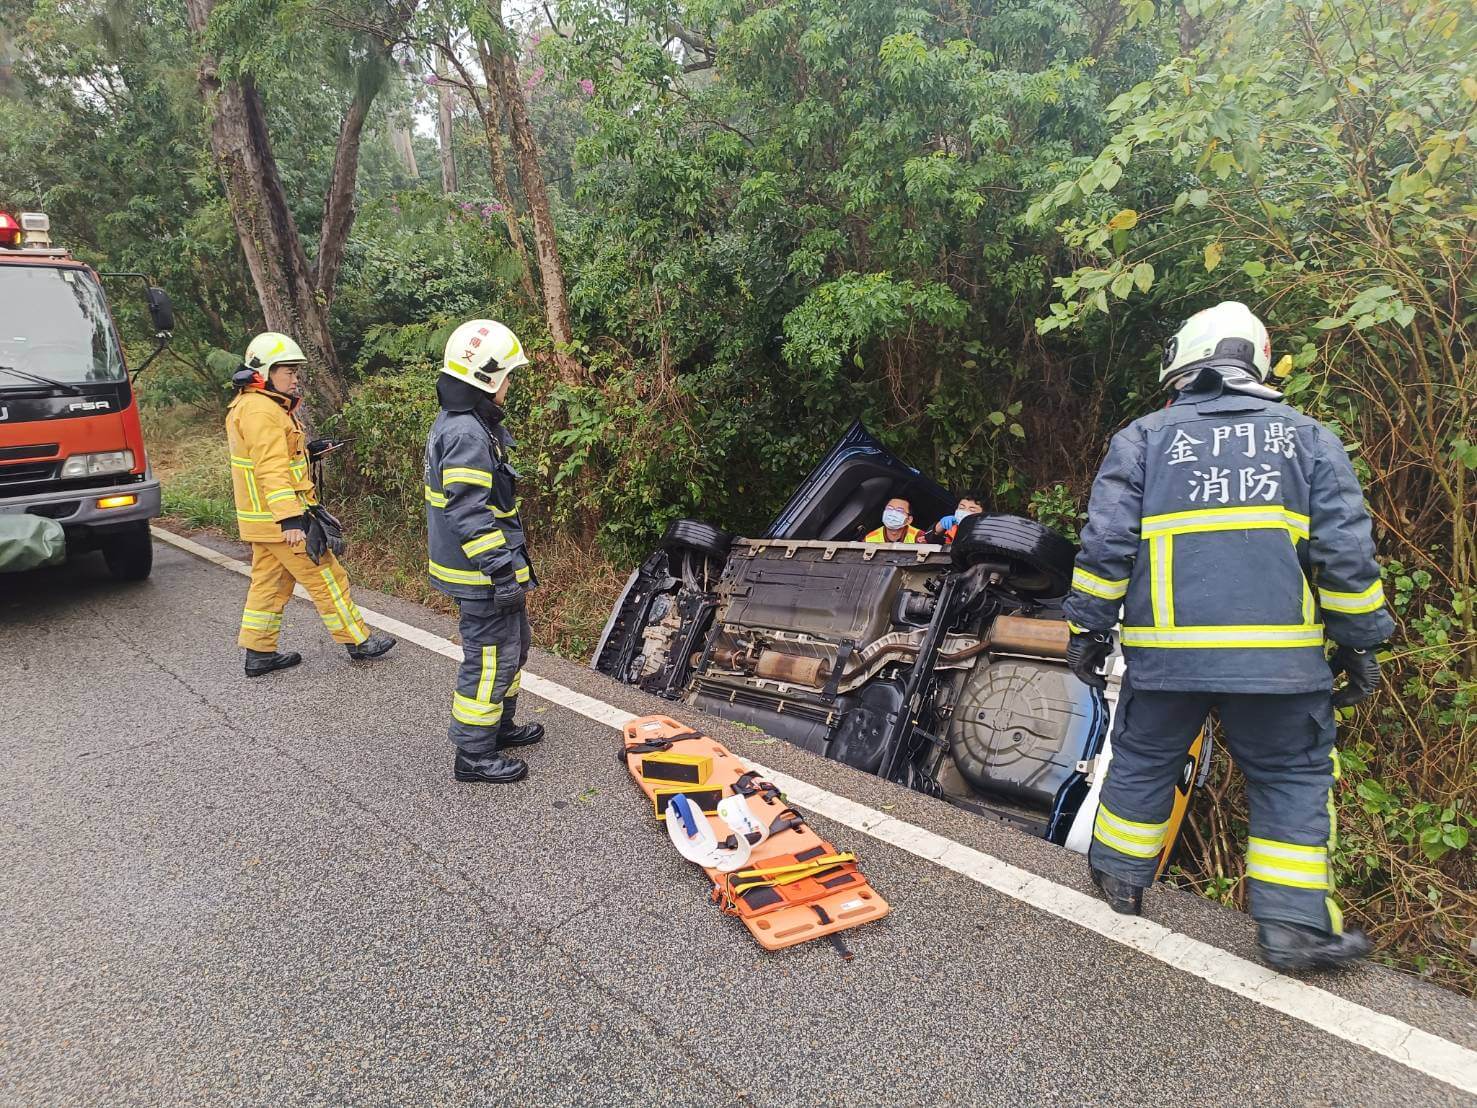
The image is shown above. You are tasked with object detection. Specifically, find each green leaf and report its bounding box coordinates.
[988,410,1006,426]
[1009,422,1025,439]
[1132,262,1154,293]
[1111,270,1134,299]
[1203,242,1224,271]
[1107,208,1139,230]
[1188,189,1209,208]
[1241,260,1266,278]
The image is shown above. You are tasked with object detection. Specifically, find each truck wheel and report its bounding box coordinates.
[951,514,1076,598]
[102,523,153,581]
[660,519,734,562]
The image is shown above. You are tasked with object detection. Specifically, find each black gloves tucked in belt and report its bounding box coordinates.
[492,575,526,613]
[1330,643,1383,708]
[1067,629,1115,690]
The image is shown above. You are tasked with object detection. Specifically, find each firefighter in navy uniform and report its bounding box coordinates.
[425,320,543,784]
[1064,302,1394,971]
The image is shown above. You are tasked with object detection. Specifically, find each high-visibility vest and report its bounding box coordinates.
[864,525,922,544]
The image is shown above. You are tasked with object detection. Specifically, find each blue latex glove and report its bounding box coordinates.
[936,514,957,531]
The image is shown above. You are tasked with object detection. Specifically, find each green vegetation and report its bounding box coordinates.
[4,0,1472,989]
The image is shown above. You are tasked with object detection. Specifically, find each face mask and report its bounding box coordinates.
[882,508,907,530]
[956,507,976,523]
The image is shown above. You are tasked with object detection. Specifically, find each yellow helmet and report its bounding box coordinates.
[442,319,528,394]
[243,332,307,374]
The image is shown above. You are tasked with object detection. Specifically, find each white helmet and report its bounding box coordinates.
[441,319,528,394]
[1160,301,1272,388]
[243,331,307,374]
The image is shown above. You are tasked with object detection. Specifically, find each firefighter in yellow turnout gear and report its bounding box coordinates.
[226,333,395,677]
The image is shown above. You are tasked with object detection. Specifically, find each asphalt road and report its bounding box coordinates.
[2,535,1475,1107]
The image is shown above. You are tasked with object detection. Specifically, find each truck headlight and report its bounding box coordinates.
[60,450,135,477]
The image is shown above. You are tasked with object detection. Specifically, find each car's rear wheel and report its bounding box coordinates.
[101,523,153,581]
[660,518,734,562]
[951,514,1075,598]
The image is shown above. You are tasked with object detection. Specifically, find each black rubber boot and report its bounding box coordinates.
[453,748,528,784]
[497,697,544,749]
[1257,921,1371,971]
[1091,867,1145,916]
[346,633,396,661]
[245,649,302,678]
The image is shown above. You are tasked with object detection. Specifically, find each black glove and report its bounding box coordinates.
[492,576,526,613]
[1330,643,1382,708]
[303,505,346,564]
[1067,629,1115,690]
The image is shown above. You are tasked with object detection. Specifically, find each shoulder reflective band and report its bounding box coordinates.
[442,467,493,488]
[1072,566,1129,600]
[429,560,492,585]
[424,486,448,508]
[1141,506,1310,541]
[1120,624,1324,649]
[1092,804,1168,859]
[1247,838,1330,890]
[1318,581,1386,615]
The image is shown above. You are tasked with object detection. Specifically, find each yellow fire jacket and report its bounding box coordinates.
[225,388,317,543]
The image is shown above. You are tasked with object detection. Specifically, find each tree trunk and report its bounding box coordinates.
[390,125,419,178]
[435,57,458,194]
[186,0,408,416]
[184,0,346,411]
[484,17,581,385]
[474,38,537,303]
[314,68,377,310]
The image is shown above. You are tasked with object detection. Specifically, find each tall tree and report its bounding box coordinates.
[183,0,417,411]
[481,4,580,384]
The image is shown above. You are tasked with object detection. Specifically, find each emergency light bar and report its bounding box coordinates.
[19,212,51,247]
[0,211,20,249]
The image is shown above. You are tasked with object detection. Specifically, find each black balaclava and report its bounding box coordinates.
[437,374,504,425]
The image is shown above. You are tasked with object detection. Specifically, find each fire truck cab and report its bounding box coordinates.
[0,209,173,580]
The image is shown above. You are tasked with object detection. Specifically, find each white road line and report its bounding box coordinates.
[153,526,1477,1096]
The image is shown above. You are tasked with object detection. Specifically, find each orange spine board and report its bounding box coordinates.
[622,714,890,951]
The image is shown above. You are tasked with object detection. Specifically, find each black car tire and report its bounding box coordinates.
[660,518,734,562]
[951,513,1075,598]
[101,522,154,581]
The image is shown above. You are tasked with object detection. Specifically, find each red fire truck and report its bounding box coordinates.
[0,209,174,579]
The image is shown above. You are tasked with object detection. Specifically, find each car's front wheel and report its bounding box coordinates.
[951,514,1075,598]
[660,518,734,562]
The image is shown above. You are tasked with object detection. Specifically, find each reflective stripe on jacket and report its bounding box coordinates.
[225,389,316,543]
[864,525,922,544]
[1063,384,1394,693]
[424,409,532,600]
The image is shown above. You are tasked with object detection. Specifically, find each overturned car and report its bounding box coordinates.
[592,423,1206,871]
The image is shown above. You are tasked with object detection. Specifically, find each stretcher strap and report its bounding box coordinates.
[618,730,704,762]
[726,852,858,896]
[732,770,781,803]
[719,807,807,851]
